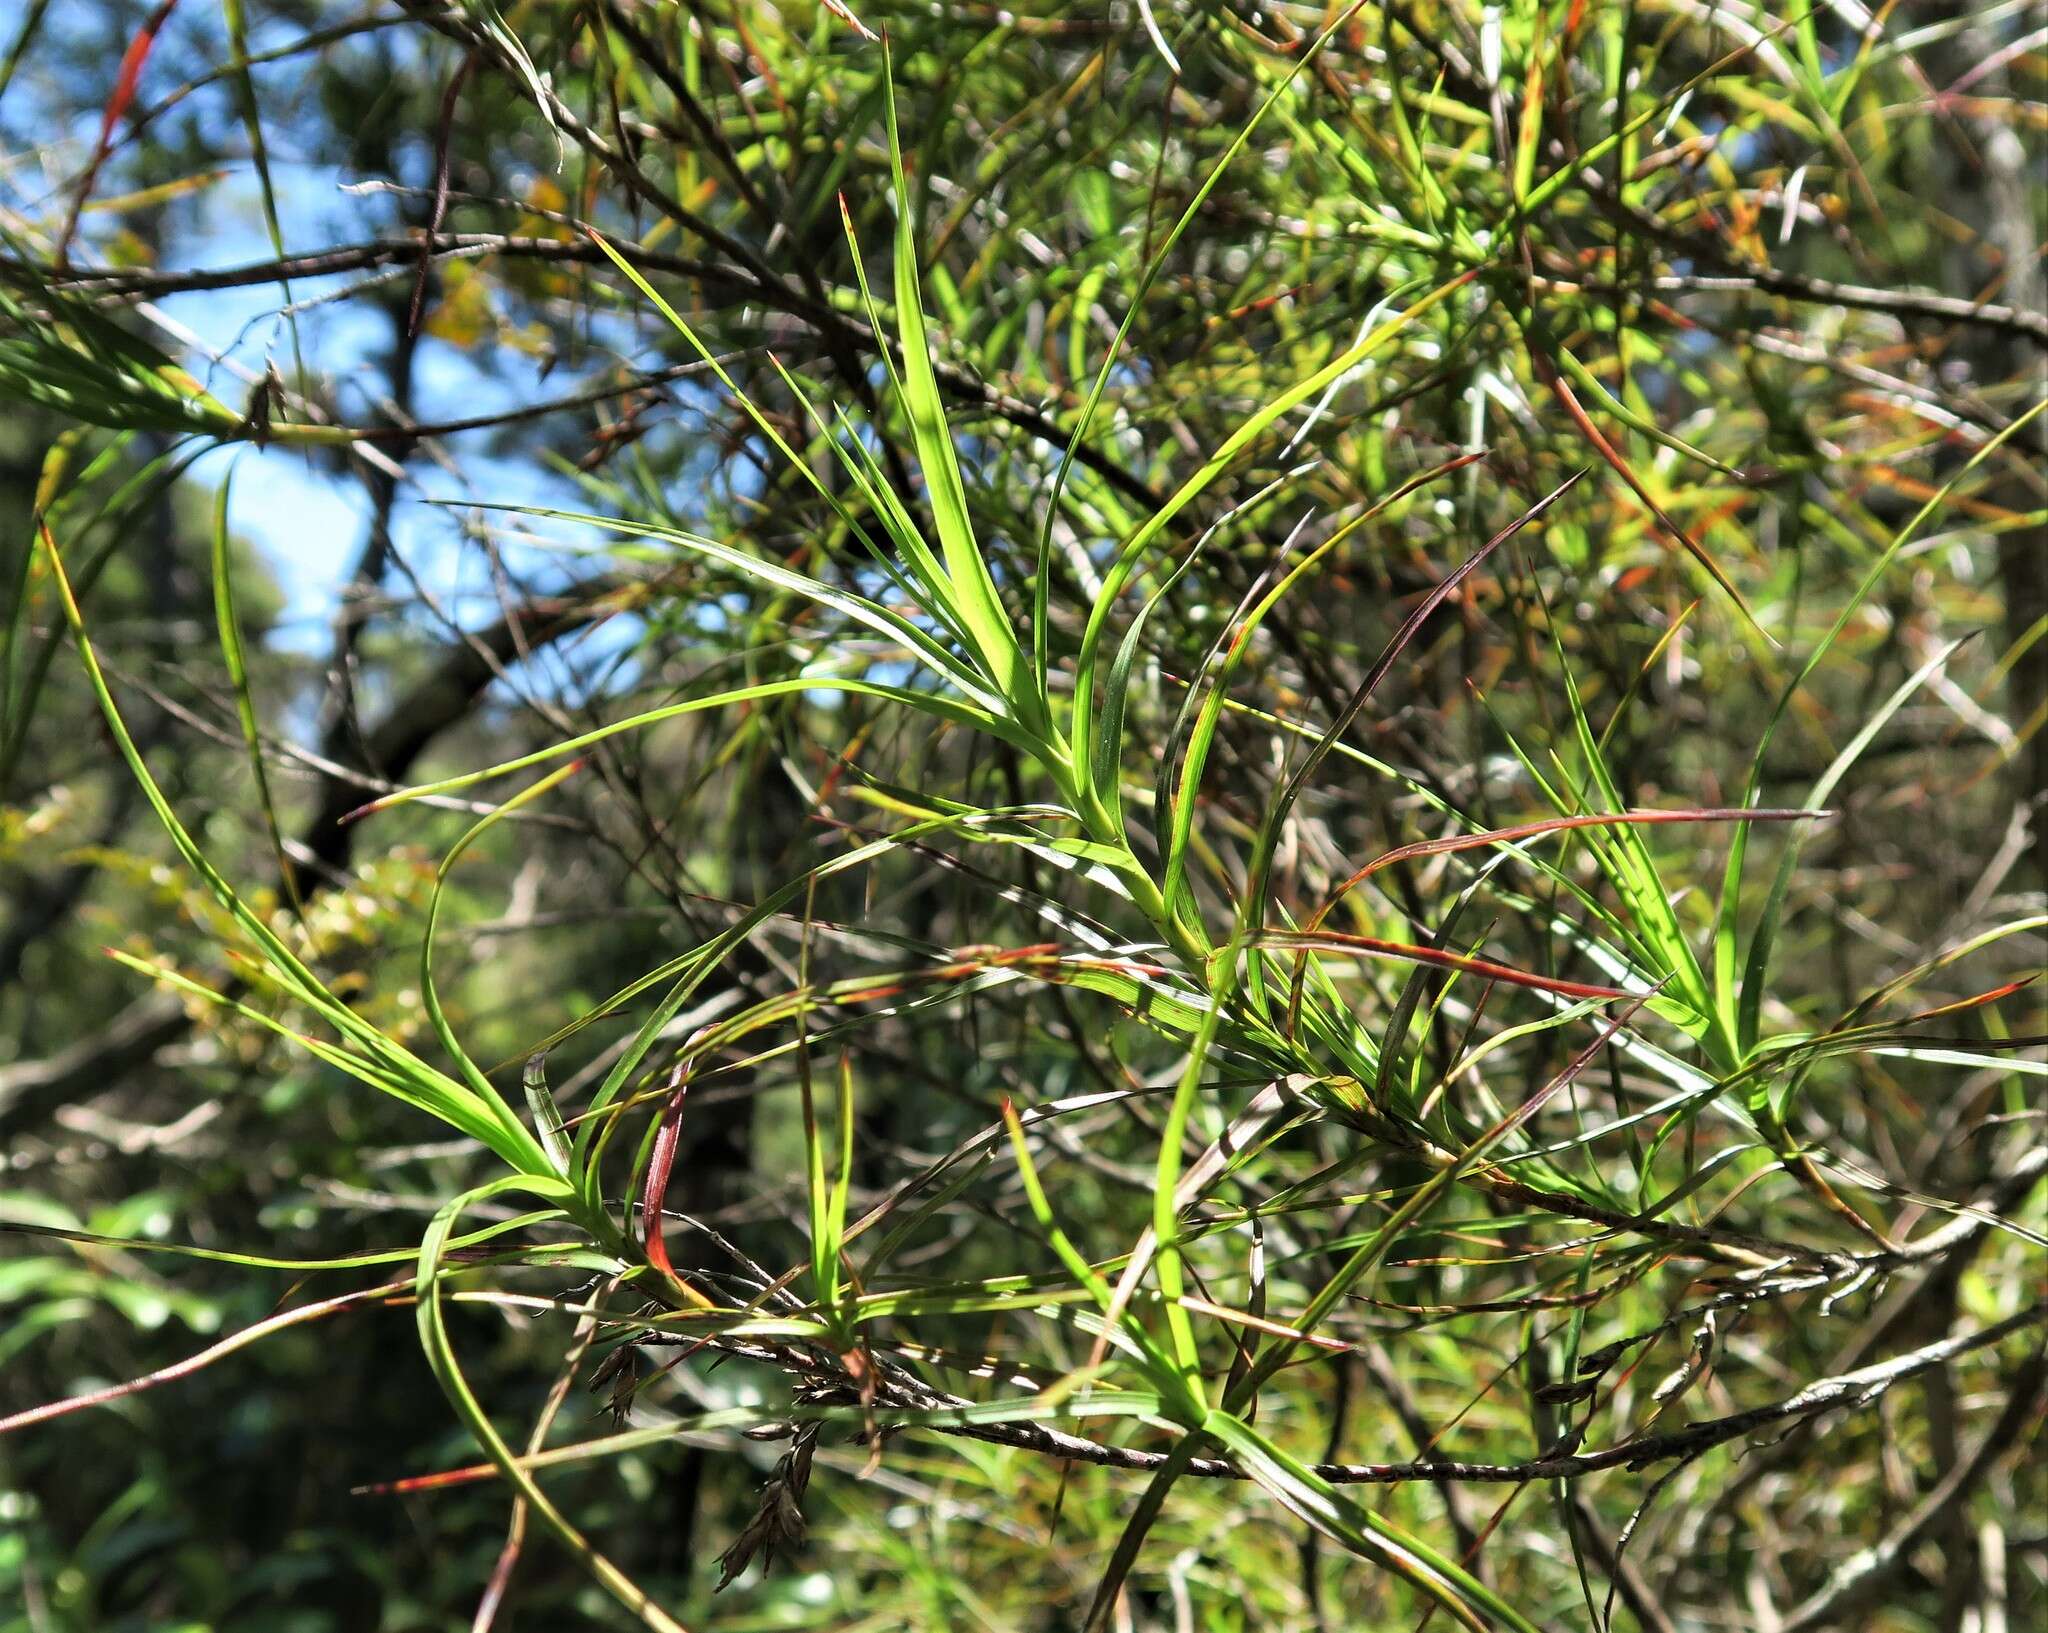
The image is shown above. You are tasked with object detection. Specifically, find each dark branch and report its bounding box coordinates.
[0,572,627,1137]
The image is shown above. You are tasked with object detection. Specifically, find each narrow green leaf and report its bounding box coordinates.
[881,56,1033,716]
[209,464,301,922]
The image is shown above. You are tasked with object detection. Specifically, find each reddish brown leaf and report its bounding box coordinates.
[55,0,181,267]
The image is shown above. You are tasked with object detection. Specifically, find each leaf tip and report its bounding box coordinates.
[338,795,390,825]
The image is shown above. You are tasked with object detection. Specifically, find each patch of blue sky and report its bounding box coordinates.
[0,33,671,744]
[4,7,947,716]
[91,161,663,721]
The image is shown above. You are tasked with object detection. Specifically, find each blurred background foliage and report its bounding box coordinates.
[0,1,2042,1629]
